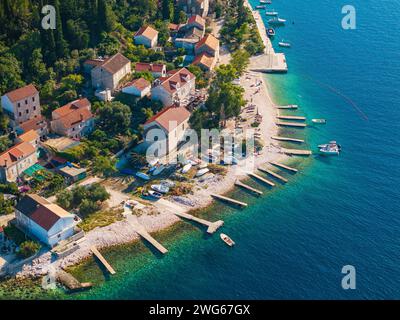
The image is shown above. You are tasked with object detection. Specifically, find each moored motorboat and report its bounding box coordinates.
[268,17,286,25]
[259,0,269,3]
[318,141,341,155]
[220,233,235,247]
[312,119,327,124]
[256,5,266,9]
[152,164,165,176]
[151,184,170,194]
[196,168,210,177]
[136,172,150,180]
[148,190,163,199]
[181,163,192,174]
[278,40,291,47]
[266,28,275,38]
[266,9,278,16]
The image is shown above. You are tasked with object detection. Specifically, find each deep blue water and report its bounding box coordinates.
[71,0,400,299]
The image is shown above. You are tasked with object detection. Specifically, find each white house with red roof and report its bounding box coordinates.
[1,84,41,127]
[134,26,159,48]
[151,68,196,107]
[15,194,81,247]
[0,142,38,183]
[91,53,132,92]
[135,62,167,78]
[122,78,151,97]
[50,98,94,139]
[143,105,191,156]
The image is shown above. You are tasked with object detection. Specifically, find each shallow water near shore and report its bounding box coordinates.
[3,0,400,299]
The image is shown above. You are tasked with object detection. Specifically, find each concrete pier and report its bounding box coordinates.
[258,167,288,183]
[269,161,298,173]
[90,246,116,275]
[211,194,248,207]
[271,136,305,143]
[283,149,312,156]
[276,121,307,128]
[126,215,168,254]
[235,180,263,196]
[277,115,306,121]
[248,172,275,187]
[174,211,224,234]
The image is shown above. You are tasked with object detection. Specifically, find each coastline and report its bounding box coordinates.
[11,2,292,282]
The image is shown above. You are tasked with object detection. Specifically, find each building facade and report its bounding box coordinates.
[50,98,94,139]
[15,194,81,248]
[151,68,196,107]
[1,84,41,127]
[91,53,132,92]
[0,142,38,183]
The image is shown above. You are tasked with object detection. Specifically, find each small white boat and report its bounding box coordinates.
[161,180,175,188]
[312,119,327,124]
[259,0,268,3]
[136,172,150,180]
[151,184,170,194]
[181,163,192,174]
[148,158,159,167]
[256,5,266,9]
[220,233,235,247]
[268,17,286,25]
[196,168,210,177]
[266,10,278,16]
[148,190,163,199]
[279,40,291,47]
[318,141,341,155]
[152,165,165,176]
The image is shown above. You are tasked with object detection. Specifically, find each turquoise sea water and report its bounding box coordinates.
[57,0,400,299]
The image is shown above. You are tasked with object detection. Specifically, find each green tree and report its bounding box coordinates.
[98,0,117,33]
[97,101,132,135]
[92,156,117,177]
[17,241,40,258]
[162,0,174,21]
[231,49,250,77]
[56,190,73,210]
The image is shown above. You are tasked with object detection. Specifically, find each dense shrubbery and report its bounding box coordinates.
[56,183,110,216]
[17,241,40,259]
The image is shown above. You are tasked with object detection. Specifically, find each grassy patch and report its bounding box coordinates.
[78,209,125,232]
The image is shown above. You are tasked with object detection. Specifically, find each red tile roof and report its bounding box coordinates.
[19,115,47,133]
[134,26,158,40]
[52,98,93,129]
[145,105,191,132]
[123,78,151,91]
[156,68,195,94]
[95,53,131,75]
[0,142,36,168]
[135,62,166,73]
[16,194,73,232]
[5,84,38,103]
[195,34,219,51]
[193,53,215,70]
[187,15,206,28]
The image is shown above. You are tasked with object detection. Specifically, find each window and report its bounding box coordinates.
[19,112,22,117]
[26,110,29,114]
[33,106,36,111]
[25,100,28,105]
[32,97,35,102]
[17,103,21,108]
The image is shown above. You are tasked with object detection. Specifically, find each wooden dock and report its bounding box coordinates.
[174,211,224,234]
[271,136,304,143]
[276,105,298,110]
[283,149,312,156]
[276,121,307,128]
[258,167,288,183]
[235,180,263,196]
[277,115,306,121]
[90,246,116,275]
[269,161,298,173]
[248,172,275,187]
[211,194,248,207]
